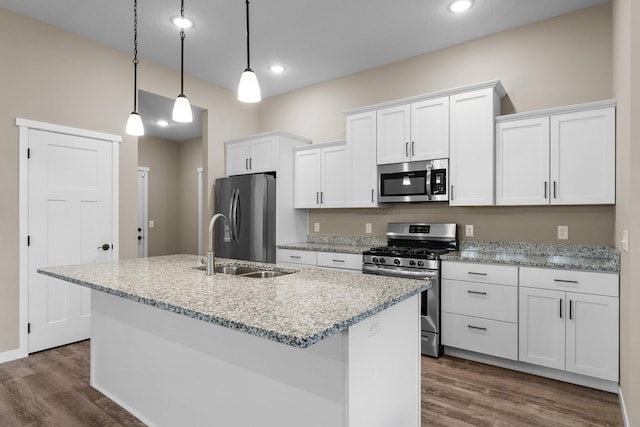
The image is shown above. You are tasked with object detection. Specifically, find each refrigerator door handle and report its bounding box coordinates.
[232,188,240,243]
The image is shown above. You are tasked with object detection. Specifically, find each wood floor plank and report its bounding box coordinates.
[0,341,624,426]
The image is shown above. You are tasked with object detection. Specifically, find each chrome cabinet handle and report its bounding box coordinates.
[467,290,487,296]
[544,181,548,199]
[249,157,252,170]
[554,279,578,284]
[468,272,487,276]
[371,189,374,203]
[405,142,409,157]
[289,255,301,259]
[245,158,249,170]
[560,299,563,318]
[450,185,454,201]
[316,192,319,204]
[320,192,324,204]
[332,259,345,263]
[467,325,487,331]
[569,300,573,320]
[411,141,415,156]
[553,181,557,198]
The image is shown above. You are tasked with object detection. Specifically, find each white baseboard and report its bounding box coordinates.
[618,386,630,427]
[0,347,28,365]
[444,347,618,393]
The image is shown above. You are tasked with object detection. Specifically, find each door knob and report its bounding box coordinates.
[98,244,111,251]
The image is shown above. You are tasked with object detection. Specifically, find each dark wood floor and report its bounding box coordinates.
[0,340,623,426]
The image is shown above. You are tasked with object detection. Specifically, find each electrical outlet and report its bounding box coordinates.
[465,224,474,237]
[149,220,154,228]
[365,223,372,234]
[314,222,320,233]
[622,230,629,252]
[558,225,568,240]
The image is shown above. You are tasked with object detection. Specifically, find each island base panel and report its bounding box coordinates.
[90,291,420,427]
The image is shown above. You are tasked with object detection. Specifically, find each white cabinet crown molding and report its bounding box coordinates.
[225,130,312,146]
[16,118,122,143]
[343,80,506,116]
[295,140,346,152]
[496,99,617,123]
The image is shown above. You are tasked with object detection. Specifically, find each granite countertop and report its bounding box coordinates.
[38,254,428,348]
[441,241,620,273]
[278,234,386,254]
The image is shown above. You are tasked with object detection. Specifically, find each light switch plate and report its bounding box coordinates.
[558,225,568,240]
[465,225,474,237]
[365,223,372,234]
[314,222,320,232]
[622,230,629,252]
[149,220,155,228]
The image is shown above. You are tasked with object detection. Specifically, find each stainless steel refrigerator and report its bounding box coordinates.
[214,174,276,263]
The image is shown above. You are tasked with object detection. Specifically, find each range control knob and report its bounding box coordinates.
[372,257,379,263]
[394,258,401,266]
[380,258,386,264]
[417,260,424,267]
[409,260,416,266]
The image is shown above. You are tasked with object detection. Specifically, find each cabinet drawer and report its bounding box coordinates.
[519,267,618,297]
[442,261,518,286]
[316,252,362,271]
[442,312,518,360]
[276,249,317,266]
[441,279,517,323]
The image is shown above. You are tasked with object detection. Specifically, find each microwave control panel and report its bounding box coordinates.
[431,169,447,195]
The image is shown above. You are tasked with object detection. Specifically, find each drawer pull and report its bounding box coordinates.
[559,299,563,318]
[467,325,487,332]
[467,272,487,276]
[569,300,573,320]
[554,279,579,284]
[467,290,487,296]
[332,259,346,263]
[289,255,301,259]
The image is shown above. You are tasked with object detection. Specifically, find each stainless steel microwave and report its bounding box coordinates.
[378,159,449,203]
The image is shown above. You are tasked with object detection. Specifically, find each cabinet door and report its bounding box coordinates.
[346,111,378,207]
[565,292,619,381]
[249,136,276,173]
[294,149,321,208]
[449,88,499,206]
[320,145,347,208]
[225,141,251,176]
[411,97,450,161]
[519,287,565,370]
[377,104,410,165]
[496,117,550,205]
[550,107,615,205]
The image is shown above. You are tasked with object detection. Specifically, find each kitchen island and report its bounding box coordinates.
[39,254,428,427]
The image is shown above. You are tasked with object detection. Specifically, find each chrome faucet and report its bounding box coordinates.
[206,213,232,275]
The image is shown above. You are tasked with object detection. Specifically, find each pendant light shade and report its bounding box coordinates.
[126,0,144,136]
[173,0,193,123]
[237,0,261,103]
[126,112,144,136]
[238,69,261,103]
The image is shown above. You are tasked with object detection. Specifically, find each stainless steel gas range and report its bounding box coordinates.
[362,223,457,357]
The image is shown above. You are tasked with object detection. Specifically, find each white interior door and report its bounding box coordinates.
[28,128,114,353]
[137,167,149,258]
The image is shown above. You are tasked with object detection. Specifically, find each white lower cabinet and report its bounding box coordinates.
[277,248,362,272]
[519,267,619,382]
[441,262,519,360]
[276,248,317,267]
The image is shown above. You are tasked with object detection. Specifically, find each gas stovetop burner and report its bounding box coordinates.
[365,246,451,259]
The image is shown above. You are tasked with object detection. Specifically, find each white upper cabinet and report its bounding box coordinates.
[346,111,378,207]
[496,117,550,205]
[449,87,502,206]
[551,107,615,205]
[225,135,276,176]
[496,102,616,206]
[376,96,449,165]
[295,142,347,209]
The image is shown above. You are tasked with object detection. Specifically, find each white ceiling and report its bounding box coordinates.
[0,0,609,140]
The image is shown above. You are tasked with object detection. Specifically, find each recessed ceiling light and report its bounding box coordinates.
[448,0,473,13]
[171,16,194,29]
[156,120,170,127]
[269,64,286,74]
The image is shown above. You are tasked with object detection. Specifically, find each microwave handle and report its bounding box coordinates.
[426,167,433,200]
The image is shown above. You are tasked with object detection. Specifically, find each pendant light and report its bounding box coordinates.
[125,0,144,136]
[237,0,261,103]
[172,0,193,123]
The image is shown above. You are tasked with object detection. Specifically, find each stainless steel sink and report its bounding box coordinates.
[241,270,291,279]
[215,265,259,275]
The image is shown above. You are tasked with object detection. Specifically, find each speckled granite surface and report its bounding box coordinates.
[38,254,428,348]
[441,241,620,273]
[278,234,386,254]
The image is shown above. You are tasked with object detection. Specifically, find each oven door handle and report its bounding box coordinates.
[362,264,439,280]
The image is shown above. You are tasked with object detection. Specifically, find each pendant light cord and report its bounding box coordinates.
[180,0,185,95]
[245,0,251,71]
[132,0,139,112]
